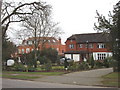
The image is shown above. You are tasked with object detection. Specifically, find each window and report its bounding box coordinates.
[85,44,93,48]
[24,42,27,45]
[48,40,51,42]
[26,48,30,53]
[53,39,56,42]
[97,43,105,48]
[89,44,93,48]
[22,49,24,54]
[56,48,59,51]
[69,44,74,49]
[62,50,64,53]
[79,44,83,48]
[32,41,35,44]
[97,53,106,60]
[31,49,34,51]
[70,40,73,42]
[18,49,21,54]
[28,41,32,45]
[85,44,87,48]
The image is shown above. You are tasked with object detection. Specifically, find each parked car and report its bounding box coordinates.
[60,57,74,64]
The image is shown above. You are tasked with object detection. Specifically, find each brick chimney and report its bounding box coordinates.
[58,37,61,44]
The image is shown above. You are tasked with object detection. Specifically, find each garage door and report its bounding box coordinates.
[65,54,72,59]
[73,54,80,62]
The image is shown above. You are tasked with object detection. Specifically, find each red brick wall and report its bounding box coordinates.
[65,40,77,51]
[66,40,111,52]
[18,43,66,55]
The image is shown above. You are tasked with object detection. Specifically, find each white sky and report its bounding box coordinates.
[7,0,119,45]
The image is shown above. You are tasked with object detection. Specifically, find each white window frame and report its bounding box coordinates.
[27,41,32,45]
[97,43,105,48]
[69,44,74,49]
[22,49,24,54]
[79,44,83,48]
[26,48,30,53]
[93,52,113,60]
[89,44,93,48]
[18,49,21,54]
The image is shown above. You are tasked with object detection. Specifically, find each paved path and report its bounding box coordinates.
[33,68,113,86]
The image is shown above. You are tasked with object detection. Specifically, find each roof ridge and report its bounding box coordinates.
[73,33,103,36]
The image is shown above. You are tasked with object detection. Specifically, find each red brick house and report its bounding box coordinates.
[65,33,112,62]
[18,37,66,55]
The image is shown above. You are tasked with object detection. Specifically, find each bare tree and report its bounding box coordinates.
[21,4,62,68]
[1,1,51,40]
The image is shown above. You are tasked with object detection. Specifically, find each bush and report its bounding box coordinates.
[28,66,36,72]
[103,58,110,68]
[69,62,79,71]
[78,62,89,70]
[52,66,64,70]
[88,56,95,68]
[40,60,52,71]
[7,63,26,71]
[44,62,52,71]
[68,61,90,71]
[94,60,104,68]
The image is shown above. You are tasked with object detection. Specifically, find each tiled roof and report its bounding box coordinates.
[22,37,59,44]
[67,33,110,43]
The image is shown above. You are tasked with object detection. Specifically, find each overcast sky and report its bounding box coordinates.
[7,0,119,45]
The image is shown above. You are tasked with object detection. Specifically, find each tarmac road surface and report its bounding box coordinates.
[2,78,106,88]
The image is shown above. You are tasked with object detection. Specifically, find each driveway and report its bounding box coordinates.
[33,68,113,86]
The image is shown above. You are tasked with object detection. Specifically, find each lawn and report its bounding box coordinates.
[102,72,119,87]
[2,74,40,80]
[2,71,66,80]
[3,71,65,75]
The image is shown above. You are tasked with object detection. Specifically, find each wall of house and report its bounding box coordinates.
[65,40,77,51]
[66,40,111,52]
[76,43,110,52]
[65,40,112,61]
[18,38,66,55]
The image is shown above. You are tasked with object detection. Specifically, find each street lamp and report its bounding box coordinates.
[86,40,89,60]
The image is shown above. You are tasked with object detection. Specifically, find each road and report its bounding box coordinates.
[2,78,105,88]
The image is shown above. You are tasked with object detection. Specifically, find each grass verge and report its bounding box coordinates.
[2,74,40,80]
[3,71,65,75]
[2,71,66,80]
[101,72,119,87]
